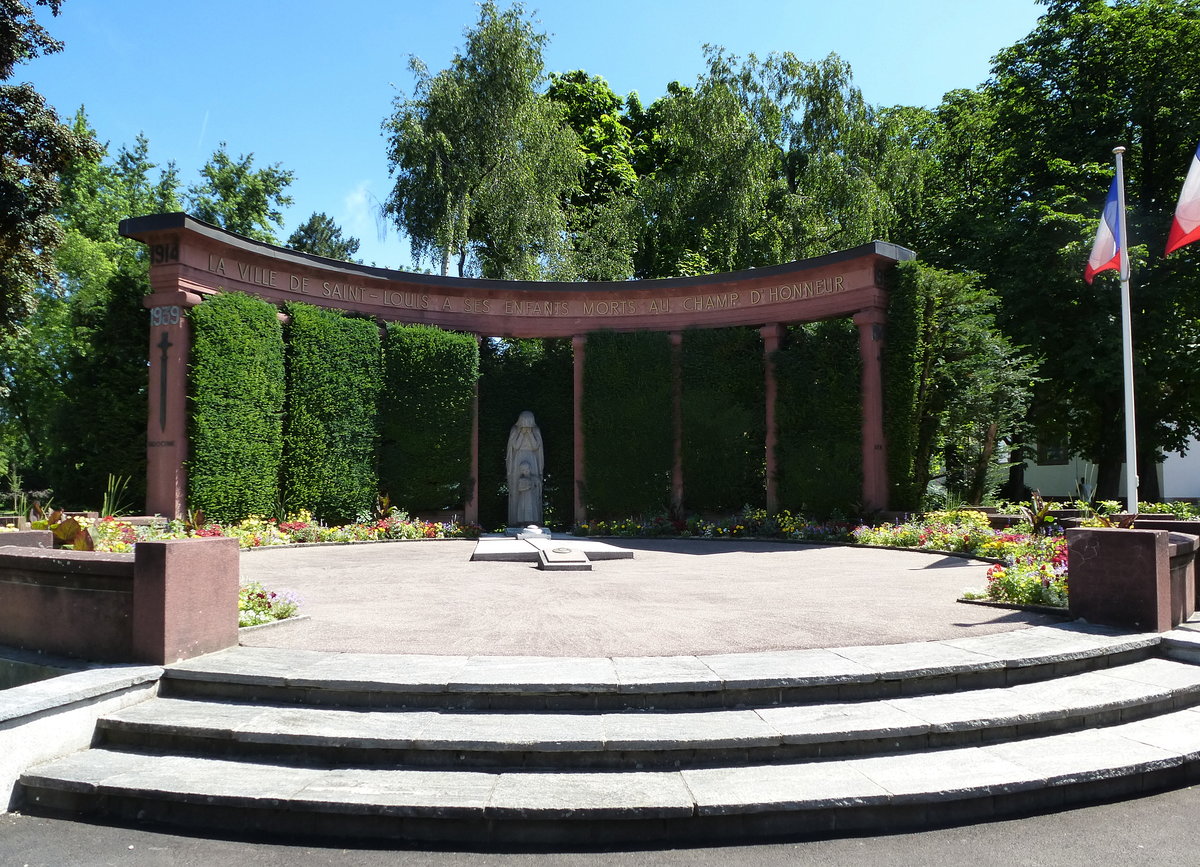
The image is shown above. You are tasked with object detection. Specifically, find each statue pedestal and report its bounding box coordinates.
[504,525,552,540]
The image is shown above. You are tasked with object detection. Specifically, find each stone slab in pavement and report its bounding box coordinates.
[602,708,780,751]
[486,769,694,819]
[447,656,620,693]
[757,700,931,743]
[683,761,892,814]
[830,640,1004,679]
[851,745,1039,801]
[524,536,636,560]
[697,648,876,689]
[295,767,497,815]
[537,546,591,571]
[416,712,607,752]
[983,726,1180,783]
[612,655,724,692]
[1089,705,1200,755]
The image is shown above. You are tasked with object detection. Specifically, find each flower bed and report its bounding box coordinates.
[239,581,301,628]
[25,500,1093,612]
[87,510,481,553]
[853,509,1068,607]
[571,509,856,543]
[68,509,481,629]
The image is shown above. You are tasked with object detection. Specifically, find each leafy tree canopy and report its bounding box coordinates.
[186,142,294,242]
[0,0,95,337]
[383,1,583,279]
[950,0,1200,498]
[1,108,178,500]
[286,211,361,262]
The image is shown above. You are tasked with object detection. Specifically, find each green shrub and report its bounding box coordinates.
[681,327,765,512]
[189,292,285,522]
[882,261,929,511]
[582,330,672,517]
[775,320,862,517]
[282,303,381,524]
[378,324,479,512]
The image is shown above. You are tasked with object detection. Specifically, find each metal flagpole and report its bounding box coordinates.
[1114,146,1139,513]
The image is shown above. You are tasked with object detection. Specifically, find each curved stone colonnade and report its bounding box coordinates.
[120,212,915,522]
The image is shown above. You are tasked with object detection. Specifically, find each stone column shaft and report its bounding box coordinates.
[572,334,587,525]
[670,332,684,519]
[760,324,784,514]
[466,338,480,526]
[144,289,197,520]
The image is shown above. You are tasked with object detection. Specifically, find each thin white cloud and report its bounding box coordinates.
[341,181,391,243]
[196,109,210,154]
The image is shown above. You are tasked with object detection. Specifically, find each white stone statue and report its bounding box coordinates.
[506,411,544,526]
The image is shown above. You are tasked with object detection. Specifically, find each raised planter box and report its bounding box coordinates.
[0,530,51,548]
[0,537,239,664]
[1066,527,1197,632]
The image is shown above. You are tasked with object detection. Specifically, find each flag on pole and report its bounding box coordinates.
[1085,176,1122,284]
[1167,142,1200,256]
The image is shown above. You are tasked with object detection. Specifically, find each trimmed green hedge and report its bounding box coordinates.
[776,320,862,518]
[882,261,933,511]
[478,338,574,528]
[681,326,765,512]
[582,330,672,517]
[378,323,479,512]
[282,303,381,523]
[189,291,285,522]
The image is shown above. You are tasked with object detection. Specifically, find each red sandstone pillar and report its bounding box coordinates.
[572,334,587,525]
[466,339,480,527]
[132,536,239,664]
[854,307,889,512]
[760,324,783,514]
[143,289,198,519]
[670,332,684,519]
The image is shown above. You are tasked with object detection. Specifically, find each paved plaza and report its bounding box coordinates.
[237,538,1063,657]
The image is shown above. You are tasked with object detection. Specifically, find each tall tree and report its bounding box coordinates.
[629,48,924,279]
[546,70,638,280]
[0,0,95,337]
[186,142,294,242]
[0,109,179,502]
[710,48,908,259]
[631,77,783,277]
[286,211,361,262]
[383,1,583,279]
[967,0,1200,499]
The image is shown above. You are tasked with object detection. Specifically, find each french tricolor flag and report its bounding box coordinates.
[1085,176,1122,284]
[1167,142,1200,256]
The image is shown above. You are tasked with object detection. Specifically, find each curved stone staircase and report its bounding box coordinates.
[18,622,1200,846]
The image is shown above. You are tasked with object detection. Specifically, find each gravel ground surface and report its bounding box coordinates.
[237,539,1064,657]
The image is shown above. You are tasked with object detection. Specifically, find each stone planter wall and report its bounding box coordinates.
[1066,527,1197,632]
[0,537,239,664]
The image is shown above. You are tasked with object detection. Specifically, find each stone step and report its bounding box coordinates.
[159,624,1161,711]
[95,658,1200,769]
[21,706,1200,845]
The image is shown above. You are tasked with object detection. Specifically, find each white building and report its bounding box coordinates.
[1022,437,1200,501]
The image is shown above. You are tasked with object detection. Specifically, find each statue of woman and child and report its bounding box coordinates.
[506,411,544,526]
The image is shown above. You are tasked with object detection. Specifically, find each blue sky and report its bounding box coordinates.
[22,0,1046,269]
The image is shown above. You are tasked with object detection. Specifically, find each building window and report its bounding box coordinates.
[1036,440,1069,466]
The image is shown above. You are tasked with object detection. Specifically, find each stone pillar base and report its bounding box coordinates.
[132,537,240,664]
[1066,527,1196,632]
